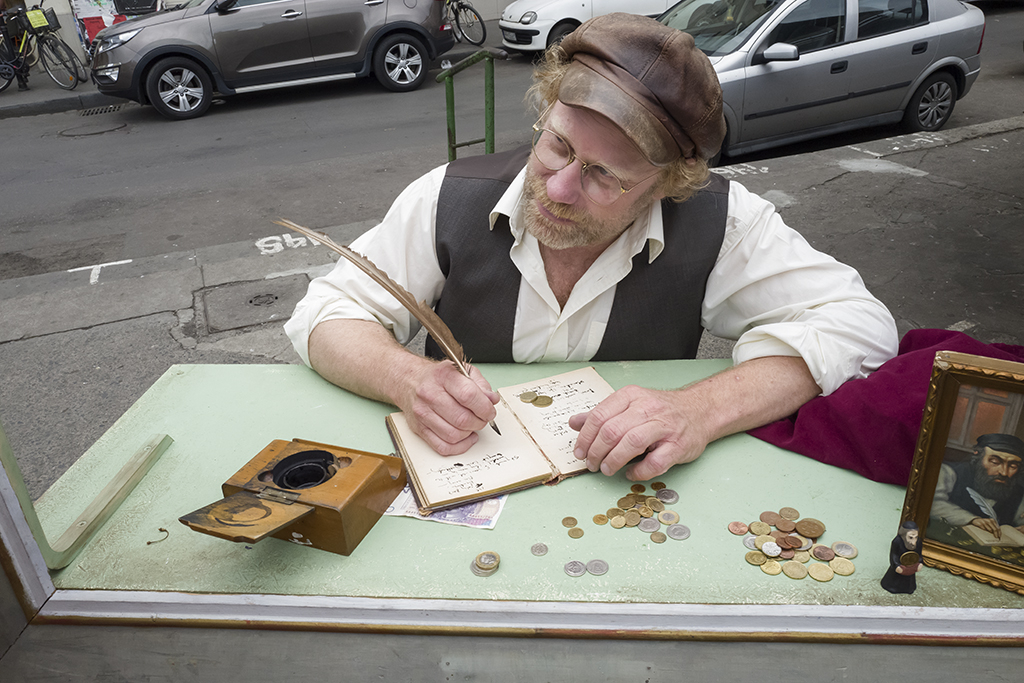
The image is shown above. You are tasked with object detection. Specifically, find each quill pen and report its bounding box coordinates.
[966,487,1000,526]
[274,218,500,436]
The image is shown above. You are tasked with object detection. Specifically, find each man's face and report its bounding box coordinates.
[971,447,1023,501]
[522,101,665,251]
[905,530,919,546]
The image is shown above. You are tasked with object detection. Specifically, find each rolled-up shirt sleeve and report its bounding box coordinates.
[284,165,448,367]
[702,182,898,395]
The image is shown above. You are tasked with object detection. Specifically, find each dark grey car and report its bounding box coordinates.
[90,0,454,120]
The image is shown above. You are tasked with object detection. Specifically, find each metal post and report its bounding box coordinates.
[436,50,500,160]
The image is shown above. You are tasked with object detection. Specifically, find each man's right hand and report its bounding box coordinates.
[969,517,1001,538]
[397,360,499,456]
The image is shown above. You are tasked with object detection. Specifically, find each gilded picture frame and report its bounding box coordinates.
[901,350,1024,595]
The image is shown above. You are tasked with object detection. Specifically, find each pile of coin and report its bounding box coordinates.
[732,507,858,582]
[519,391,553,408]
[470,551,501,577]
[587,482,689,544]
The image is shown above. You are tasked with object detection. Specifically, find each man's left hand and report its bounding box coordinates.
[569,385,712,481]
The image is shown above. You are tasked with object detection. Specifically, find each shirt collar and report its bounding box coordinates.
[490,167,665,263]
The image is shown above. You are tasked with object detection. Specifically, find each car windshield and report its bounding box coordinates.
[660,0,782,56]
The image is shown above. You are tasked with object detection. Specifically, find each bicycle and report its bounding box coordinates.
[445,0,486,47]
[0,2,78,92]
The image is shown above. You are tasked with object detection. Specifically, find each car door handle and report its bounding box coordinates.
[281,10,303,18]
[830,61,847,74]
[365,0,385,5]
[912,42,928,55]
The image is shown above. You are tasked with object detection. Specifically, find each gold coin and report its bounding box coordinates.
[610,515,626,529]
[754,534,774,550]
[782,560,808,579]
[651,482,667,490]
[624,510,642,527]
[900,551,920,565]
[779,506,800,521]
[638,505,654,518]
[631,484,646,494]
[749,521,771,536]
[761,559,782,575]
[830,557,855,576]
[532,395,553,407]
[745,551,767,566]
[808,563,834,582]
[658,510,680,525]
[561,516,578,528]
[794,550,811,564]
[617,496,635,509]
[593,514,608,526]
[607,507,625,519]
[519,391,537,403]
[646,497,665,512]
[568,527,584,539]
[651,531,667,544]
[795,518,826,539]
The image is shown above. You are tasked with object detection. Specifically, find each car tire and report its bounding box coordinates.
[546,22,577,49]
[145,57,212,121]
[902,71,957,133]
[374,33,428,93]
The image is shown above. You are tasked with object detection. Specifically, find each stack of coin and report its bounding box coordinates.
[471,551,501,577]
[594,482,689,544]
[519,391,554,408]
[732,507,858,582]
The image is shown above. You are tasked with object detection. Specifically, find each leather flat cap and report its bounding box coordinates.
[558,13,726,163]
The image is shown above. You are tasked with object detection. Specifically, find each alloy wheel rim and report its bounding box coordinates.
[918,82,952,129]
[159,68,203,112]
[384,44,422,85]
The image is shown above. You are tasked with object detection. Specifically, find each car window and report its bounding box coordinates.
[857,0,927,40]
[660,0,781,56]
[764,0,845,53]
[233,0,291,8]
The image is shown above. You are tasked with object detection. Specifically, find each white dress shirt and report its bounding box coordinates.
[285,164,897,395]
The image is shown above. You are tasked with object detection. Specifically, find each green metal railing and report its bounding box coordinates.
[436,49,496,161]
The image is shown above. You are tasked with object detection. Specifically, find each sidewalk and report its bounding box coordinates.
[0,60,123,119]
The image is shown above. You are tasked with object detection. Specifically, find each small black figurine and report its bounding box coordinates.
[880,520,923,594]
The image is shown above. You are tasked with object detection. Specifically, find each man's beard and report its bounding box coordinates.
[971,458,1021,503]
[521,167,657,250]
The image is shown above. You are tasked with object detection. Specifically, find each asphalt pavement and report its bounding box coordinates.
[1,36,1022,500]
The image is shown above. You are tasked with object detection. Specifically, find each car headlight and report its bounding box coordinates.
[96,28,143,55]
[521,12,537,25]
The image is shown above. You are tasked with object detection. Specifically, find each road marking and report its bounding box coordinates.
[67,259,133,285]
[255,233,321,255]
[716,163,771,177]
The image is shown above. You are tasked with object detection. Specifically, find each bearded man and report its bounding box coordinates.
[930,433,1024,537]
[285,13,897,481]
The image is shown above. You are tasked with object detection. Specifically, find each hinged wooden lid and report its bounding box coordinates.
[179,490,314,544]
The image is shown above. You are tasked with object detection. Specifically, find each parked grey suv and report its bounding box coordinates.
[90,0,455,120]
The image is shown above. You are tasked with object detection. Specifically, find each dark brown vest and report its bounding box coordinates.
[425,147,729,362]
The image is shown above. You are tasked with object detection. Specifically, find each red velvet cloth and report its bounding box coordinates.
[747,329,1024,486]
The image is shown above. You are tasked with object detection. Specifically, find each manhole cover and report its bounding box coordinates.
[201,274,308,334]
[59,121,127,137]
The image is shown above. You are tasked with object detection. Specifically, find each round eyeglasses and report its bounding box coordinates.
[531,124,660,206]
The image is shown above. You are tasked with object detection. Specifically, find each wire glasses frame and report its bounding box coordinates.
[530,124,661,206]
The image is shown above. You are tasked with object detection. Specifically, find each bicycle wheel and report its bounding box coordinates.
[0,39,17,93]
[38,35,78,90]
[454,3,486,46]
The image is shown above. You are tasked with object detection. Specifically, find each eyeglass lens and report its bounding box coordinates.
[532,128,625,206]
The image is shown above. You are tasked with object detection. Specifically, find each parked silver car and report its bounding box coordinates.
[90,0,455,121]
[659,0,985,158]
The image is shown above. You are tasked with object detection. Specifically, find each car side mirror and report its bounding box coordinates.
[214,0,239,12]
[762,42,800,62]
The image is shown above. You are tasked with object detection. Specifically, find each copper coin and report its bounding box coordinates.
[770,529,787,540]
[778,506,800,521]
[790,533,813,551]
[808,563,834,582]
[748,521,771,536]
[782,560,808,579]
[830,557,856,576]
[795,518,826,538]
[779,548,795,560]
[745,551,767,566]
[759,511,783,526]
[562,516,578,528]
[780,536,802,549]
[811,545,835,562]
[568,527,584,539]
[831,541,859,559]
[630,484,646,494]
[775,519,796,533]
[650,531,667,544]
[651,482,667,490]
[760,559,782,575]
[728,521,749,535]
[593,514,609,526]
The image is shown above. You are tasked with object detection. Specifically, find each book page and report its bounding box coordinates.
[388,399,555,510]
[963,524,1024,547]
[498,367,615,476]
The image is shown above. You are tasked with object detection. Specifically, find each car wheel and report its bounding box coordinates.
[145,57,212,121]
[374,33,428,93]
[546,22,577,49]
[902,72,957,133]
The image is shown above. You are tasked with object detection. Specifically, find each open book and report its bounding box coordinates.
[385,367,614,512]
[963,524,1024,547]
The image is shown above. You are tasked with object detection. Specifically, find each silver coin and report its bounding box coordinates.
[531,542,548,556]
[742,534,758,550]
[655,488,680,504]
[564,560,587,577]
[761,541,782,557]
[470,560,497,577]
[586,559,609,576]
[638,517,661,533]
[666,524,690,540]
